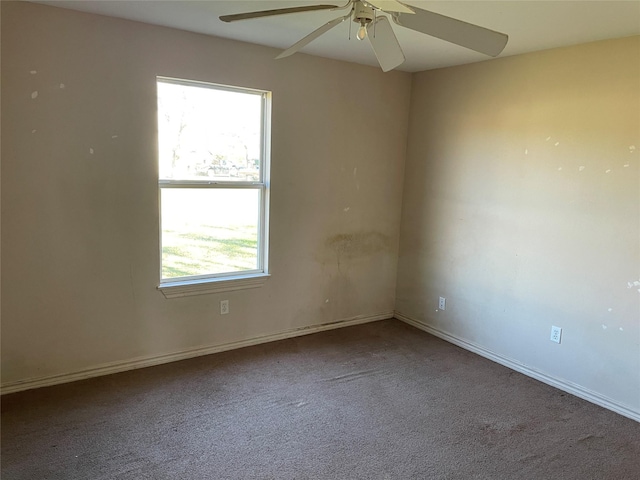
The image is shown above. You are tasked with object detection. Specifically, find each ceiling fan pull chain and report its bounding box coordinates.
[373,9,376,38]
[375,10,378,37]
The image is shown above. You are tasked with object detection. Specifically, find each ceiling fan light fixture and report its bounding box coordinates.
[353,1,375,40]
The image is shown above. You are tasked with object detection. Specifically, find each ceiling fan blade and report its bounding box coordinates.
[366,0,414,14]
[392,6,508,57]
[367,16,405,72]
[220,4,340,23]
[276,14,350,59]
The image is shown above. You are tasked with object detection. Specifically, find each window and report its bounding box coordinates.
[156,77,270,298]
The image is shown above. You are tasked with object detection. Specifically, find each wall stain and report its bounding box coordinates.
[324,231,391,272]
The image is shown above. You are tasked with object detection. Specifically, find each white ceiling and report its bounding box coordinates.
[32,1,640,72]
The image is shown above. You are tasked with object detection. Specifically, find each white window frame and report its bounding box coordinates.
[156,77,271,299]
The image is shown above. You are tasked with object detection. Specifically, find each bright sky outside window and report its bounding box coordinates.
[157,78,270,289]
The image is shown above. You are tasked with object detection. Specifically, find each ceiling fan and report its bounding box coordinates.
[220,1,509,72]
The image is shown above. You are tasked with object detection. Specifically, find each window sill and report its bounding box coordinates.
[158,273,270,299]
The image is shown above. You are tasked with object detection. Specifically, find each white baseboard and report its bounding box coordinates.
[1,312,392,395]
[395,312,640,423]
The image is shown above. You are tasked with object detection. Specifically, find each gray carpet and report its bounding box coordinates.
[2,319,639,479]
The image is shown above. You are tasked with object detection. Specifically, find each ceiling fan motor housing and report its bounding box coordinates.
[354,1,375,26]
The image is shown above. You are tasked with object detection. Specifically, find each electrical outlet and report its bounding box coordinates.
[438,296,446,311]
[220,300,229,315]
[550,326,562,344]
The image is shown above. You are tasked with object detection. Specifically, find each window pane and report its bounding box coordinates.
[161,188,260,279]
[157,81,262,182]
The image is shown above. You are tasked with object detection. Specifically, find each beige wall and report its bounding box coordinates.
[1,2,410,385]
[396,37,640,413]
